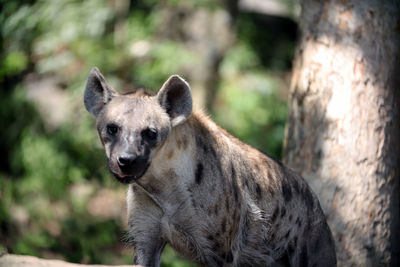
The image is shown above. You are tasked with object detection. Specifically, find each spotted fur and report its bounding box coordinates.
[84,67,336,267]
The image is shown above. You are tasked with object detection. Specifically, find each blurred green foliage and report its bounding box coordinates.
[0,0,295,266]
[215,41,288,158]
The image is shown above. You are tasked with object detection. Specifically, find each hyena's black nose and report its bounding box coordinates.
[117,154,137,169]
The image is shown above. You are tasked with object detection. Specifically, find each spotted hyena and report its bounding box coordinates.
[84,67,336,267]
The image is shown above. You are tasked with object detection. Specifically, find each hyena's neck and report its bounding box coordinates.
[151,109,277,194]
[171,110,235,159]
[150,110,228,178]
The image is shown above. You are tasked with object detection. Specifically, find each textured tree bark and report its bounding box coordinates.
[283,0,400,266]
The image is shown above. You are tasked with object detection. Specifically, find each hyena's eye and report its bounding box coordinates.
[142,128,157,141]
[106,124,118,135]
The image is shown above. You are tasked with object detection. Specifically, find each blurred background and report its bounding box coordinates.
[0,0,298,266]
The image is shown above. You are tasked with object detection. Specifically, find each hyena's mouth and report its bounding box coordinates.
[109,163,150,184]
[112,173,137,184]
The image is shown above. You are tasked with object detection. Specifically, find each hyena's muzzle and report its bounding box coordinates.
[106,127,158,184]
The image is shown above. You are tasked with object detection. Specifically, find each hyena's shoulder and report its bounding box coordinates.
[184,110,304,201]
[184,111,335,261]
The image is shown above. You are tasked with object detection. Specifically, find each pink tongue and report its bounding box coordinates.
[119,174,131,178]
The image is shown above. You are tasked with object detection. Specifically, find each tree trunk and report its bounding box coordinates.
[283,0,400,266]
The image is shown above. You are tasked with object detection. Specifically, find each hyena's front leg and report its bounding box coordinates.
[127,185,165,267]
[131,228,165,267]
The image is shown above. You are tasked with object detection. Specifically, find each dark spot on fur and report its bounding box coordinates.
[195,163,204,184]
[292,177,300,193]
[305,219,312,233]
[176,138,182,148]
[195,136,202,148]
[225,198,230,211]
[296,217,302,227]
[284,229,291,239]
[288,241,295,255]
[213,255,223,266]
[198,140,222,177]
[299,244,308,267]
[244,179,249,189]
[199,125,208,138]
[207,234,214,241]
[145,184,160,195]
[271,206,279,222]
[216,163,223,178]
[191,199,197,208]
[281,180,293,202]
[303,187,314,210]
[201,142,209,153]
[231,162,236,177]
[232,210,237,221]
[198,138,217,158]
[213,242,221,251]
[289,214,293,221]
[209,145,217,158]
[231,163,239,202]
[270,232,275,241]
[182,137,188,149]
[208,206,213,216]
[276,251,291,267]
[220,252,227,261]
[229,227,234,237]
[133,255,138,264]
[221,218,226,233]
[214,204,219,216]
[280,207,286,218]
[130,237,137,249]
[255,183,262,200]
[226,251,233,263]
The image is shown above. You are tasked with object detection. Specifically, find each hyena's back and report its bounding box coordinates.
[165,112,337,266]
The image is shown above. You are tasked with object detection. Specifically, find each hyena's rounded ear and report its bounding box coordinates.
[157,75,192,127]
[84,67,117,117]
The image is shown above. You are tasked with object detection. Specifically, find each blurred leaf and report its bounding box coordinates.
[214,68,287,158]
[0,51,28,79]
[0,0,293,266]
[161,245,195,267]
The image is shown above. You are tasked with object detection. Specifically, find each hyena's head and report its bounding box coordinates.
[84,67,192,183]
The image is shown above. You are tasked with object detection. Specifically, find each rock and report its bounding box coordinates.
[0,254,139,267]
